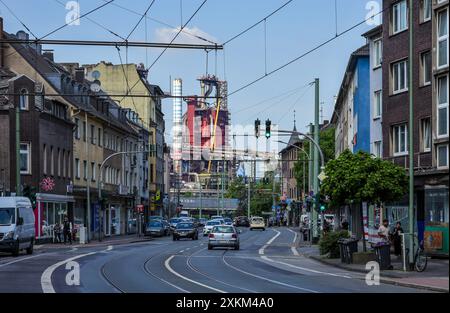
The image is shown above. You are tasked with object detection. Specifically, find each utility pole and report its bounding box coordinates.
[408,0,414,270]
[15,103,21,196]
[85,112,91,242]
[312,78,320,240]
[247,175,251,219]
[221,153,225,215]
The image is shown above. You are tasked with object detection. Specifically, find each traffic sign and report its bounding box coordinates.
[318,170,327,182]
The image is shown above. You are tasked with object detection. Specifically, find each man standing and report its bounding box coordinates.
[63,216,73,245]
[378,219,390,243]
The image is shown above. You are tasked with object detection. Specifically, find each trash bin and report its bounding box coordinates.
[338,239,347,263]
[374,242,392,270]
[345,239,359,264]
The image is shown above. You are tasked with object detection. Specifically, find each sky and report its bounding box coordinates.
[0,0,382,151]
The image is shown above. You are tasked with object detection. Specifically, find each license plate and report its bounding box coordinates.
[219,240,229,244]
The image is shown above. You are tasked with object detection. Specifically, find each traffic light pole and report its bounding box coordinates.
[313,78,323,239]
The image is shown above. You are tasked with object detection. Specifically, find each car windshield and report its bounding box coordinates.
[252,218,263,223]
[0,208,15,225]
[212,226,235,233]
[206,221,220,226]
[149,221,162,227]
[177,223,193,229]
[170,218,179,223]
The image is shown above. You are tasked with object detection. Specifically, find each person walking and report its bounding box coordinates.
[63,216,73,245]
[392,222,404,256]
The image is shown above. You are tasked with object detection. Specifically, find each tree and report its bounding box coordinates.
[321,149,408,207]
[294,127,335,193]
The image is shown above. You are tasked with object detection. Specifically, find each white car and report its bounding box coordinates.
[203,220,222,236]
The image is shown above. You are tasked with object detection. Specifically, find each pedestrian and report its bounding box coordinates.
[392,222,404,256]
[377,219,390,243]
[63,216,73,245]
[54,223,62,243]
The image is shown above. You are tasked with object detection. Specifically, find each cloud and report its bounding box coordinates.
[154,26,218,45]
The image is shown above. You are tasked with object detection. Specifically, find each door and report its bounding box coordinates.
[104,207,111,236]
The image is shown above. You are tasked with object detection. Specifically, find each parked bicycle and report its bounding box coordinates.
[405,233,428,272]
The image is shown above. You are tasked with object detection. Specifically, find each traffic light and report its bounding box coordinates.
[265,119,271,139]
[255,119,261,138]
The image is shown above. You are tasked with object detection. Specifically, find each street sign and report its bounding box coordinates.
[318,170,327,182]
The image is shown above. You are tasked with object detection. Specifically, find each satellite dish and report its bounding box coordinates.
[91,70,101,80]
[90,79,101,92]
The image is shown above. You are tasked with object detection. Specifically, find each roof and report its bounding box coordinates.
[361,25,382,39]
[279,125,302,155]
[331,44,369,124]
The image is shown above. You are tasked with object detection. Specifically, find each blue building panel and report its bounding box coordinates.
[353,57,371,154]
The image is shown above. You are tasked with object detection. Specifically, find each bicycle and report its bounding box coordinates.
[405,233,428,272]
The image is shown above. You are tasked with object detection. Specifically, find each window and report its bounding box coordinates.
[392,0,408,34]
[421,0,431,22]
[437,9,449,69]
[420,51,431,86]
[374,90,382,118]
[392,124,408,156]
[91,162,96,182]
[373,39,382,68]
[82,121,86,142]
[20,143,31,174]
[392,59,408,94]
[90,125,96,145]
[373,141,382,158]
[57,148,61,177]
[67,152,71,179]
[420,118,431,152]
[19,89,29,110]
[50,147,54,176]
[62,150,66,178]
[74,118,80,139]
[98,128,102,147]
[437,75,449,137]
[43,145,47,174]
[437,144,449,169]
[75,158,80,179]
[83,160,87,180]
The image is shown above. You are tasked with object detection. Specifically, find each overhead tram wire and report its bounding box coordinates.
[2,0,115,60]
[117,0,210,104]
[99,0,217,45]
[0,0,38,39]
[125,0,157,41]
[53,0,126,41]
[222,0,294,46]
[228,6,389,97]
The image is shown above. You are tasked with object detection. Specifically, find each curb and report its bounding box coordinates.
[304,253,449,293]
[35,237,154,250]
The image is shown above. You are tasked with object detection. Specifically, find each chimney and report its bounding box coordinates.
[75,67,85,83]
[42,49,54,61]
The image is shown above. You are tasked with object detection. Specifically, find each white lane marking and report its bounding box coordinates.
[0,254,44,268]
[164,255,226,293]
[179,250,185,253]
[260,256,352,279]
[106,245,113,251]
[41,252,96,293]
[70,247,78,252]
[185,248,190,251]
[287,228,299,256]
[258,229,281,255]
[222,255,318,293]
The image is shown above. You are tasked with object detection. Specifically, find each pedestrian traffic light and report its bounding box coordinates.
[255,119,261,138]
[265,119,271,139]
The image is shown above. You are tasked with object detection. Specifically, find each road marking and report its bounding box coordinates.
[179,250,185,253]
[164,255,226,293]
[222,255,318,293]
[70,247,78,252]
[41,252,96,293]
[260,256,352,279]
[106,245,113,251]
[0,254,44,268]
[258,229,280,255]
[287,229,299,256]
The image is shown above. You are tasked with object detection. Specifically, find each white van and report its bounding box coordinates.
[179,210,189,218]
[0,197,35,256]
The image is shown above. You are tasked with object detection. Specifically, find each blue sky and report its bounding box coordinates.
[1,0,381,147]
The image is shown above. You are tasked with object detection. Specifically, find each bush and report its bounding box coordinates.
[319,230,350,258]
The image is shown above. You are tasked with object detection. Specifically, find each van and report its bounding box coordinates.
[0,197,35,256]
[179,210,189,218]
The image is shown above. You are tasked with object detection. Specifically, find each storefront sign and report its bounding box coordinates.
[424,231,443,250]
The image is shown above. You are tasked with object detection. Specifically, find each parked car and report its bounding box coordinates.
[208,225,240,250]
[223,217,233,226]
[250,217,265,231]
[235,216,250,227]
[145,221,165,237]
[203,220,222,236]
[0,197,35,256]
[173,222,198,241]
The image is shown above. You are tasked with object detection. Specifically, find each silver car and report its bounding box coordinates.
[208,225,240,250]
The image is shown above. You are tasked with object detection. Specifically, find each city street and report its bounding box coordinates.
[0,227,426,293]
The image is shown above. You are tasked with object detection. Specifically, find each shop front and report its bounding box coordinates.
[424,187,449,256]
[34,193,75,240]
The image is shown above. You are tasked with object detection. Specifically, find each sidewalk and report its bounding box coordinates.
[35,233,153,250]
[298,243,449,292]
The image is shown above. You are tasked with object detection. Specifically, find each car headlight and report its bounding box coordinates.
[3,231,15,240]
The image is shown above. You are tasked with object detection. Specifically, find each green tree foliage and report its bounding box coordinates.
[321,149,408,208]
[294,127,335,193]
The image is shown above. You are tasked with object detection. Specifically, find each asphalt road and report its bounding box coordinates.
[0,227,428,293]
